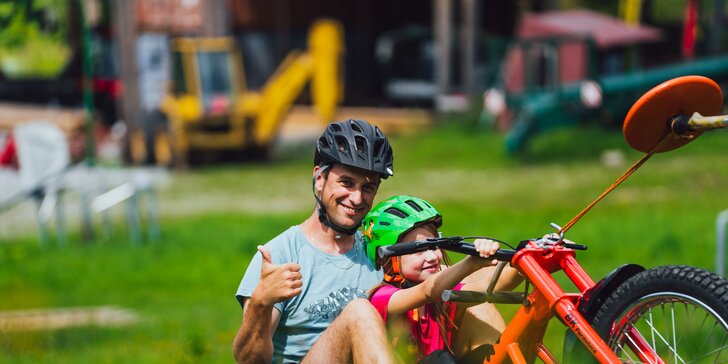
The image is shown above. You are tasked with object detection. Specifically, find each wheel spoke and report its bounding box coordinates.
[597,267,728,364]
[623,324,663,364]
[642,314,674,350]
[649,308,658,359]
[671,302,678,364]
[696,308,713,354]
[714,334,728,363]
[617,341,639,363]
[683,342,728,363]
[638,307,687,364]
[662,304,672,362]
[672,303,692,353]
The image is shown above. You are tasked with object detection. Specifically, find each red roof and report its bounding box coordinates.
[518,9,663,48]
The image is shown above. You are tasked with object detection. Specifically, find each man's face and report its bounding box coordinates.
[315,164,381,230]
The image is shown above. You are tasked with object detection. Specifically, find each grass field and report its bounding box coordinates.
[1,121,727,363]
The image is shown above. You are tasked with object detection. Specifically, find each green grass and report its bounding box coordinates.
[1,122,727,362]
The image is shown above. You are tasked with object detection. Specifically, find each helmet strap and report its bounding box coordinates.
[383,256,416,288]
[312,164,359,236]
[383,257,404,283]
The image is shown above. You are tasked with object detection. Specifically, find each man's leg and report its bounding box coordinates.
[302,299,396,364]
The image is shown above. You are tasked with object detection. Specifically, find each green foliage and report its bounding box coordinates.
[0,0,72,78]
[2,123,728,362]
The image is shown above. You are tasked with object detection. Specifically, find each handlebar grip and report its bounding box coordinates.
[447,243,516,262]
[442,290,487,303]
[377,241,428,259]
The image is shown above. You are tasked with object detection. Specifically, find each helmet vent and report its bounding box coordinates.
[354,135,368,156]
[385,207,408,219]
[335,136,350,153]
[373,140,383,156]
[313,119,393,178]
[350,121,363,133]
[319,138,330,149]
[405,200,423,212]
[379,221,391,226]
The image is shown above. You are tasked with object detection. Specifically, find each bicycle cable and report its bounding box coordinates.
[460,236,516,250]
[559,131,677,235]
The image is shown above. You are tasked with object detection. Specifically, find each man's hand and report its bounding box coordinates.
[251,246,303,307]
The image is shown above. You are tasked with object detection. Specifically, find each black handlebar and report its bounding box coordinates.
[377,234,588,306]
[377,236,517,262]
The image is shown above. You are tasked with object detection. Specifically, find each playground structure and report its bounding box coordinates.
[480,7,728,153]
[158,19,344,167]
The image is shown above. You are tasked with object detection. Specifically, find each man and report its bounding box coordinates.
[233,119,397,364]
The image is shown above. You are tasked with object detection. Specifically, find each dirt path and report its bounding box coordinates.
[0,306,138,332]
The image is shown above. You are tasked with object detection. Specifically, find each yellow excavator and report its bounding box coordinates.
[157,19,343,167]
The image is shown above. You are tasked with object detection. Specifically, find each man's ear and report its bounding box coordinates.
[313,165,326,192]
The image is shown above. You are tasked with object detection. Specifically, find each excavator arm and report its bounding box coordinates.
[160,19,344,166]
[241,19,344,146]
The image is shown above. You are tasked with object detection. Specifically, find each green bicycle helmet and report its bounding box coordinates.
[362,195,442,268]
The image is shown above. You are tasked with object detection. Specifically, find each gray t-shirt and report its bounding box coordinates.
[236,225,383,363]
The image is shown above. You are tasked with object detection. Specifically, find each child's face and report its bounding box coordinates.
[399,225,443,283]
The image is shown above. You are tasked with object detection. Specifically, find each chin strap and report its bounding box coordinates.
[312,164,359,236]
[383,256,415,288]
[383,256,404,284]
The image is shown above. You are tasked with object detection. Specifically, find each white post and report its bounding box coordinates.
[460,0,477,95]
[716,209,728,277]
[434,0,453,104]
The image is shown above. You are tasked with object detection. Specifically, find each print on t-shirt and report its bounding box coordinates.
[303,287,368,320]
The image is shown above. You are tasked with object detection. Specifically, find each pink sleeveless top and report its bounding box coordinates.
[370,283,463,358]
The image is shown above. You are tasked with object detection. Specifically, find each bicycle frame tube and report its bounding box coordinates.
[487,246,621,363]
[489,288,552,363]
[562,252,664,364]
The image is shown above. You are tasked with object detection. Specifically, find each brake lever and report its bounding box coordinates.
[533,223,589,250]
[563,242,588,250]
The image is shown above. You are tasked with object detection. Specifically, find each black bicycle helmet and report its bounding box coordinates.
[314,119,394,179]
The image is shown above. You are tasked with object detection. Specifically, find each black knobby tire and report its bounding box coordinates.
[591,265,728,363]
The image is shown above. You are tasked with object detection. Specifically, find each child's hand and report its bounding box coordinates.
[473,239,500,266]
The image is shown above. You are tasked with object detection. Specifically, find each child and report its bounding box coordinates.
[362,195,521,363]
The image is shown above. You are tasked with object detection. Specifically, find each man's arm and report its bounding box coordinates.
[232,245,302,364]
[233,297,281,364]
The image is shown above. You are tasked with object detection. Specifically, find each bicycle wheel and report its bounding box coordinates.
[591,265,728,363]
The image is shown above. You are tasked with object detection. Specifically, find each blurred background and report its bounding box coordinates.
[1,0,728,362]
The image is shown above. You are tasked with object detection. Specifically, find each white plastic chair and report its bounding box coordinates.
[13,121,71,246]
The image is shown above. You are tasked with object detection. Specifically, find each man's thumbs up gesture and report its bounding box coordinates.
[253,245,303,306]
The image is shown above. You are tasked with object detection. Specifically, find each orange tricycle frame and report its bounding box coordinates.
[483,241,659,364]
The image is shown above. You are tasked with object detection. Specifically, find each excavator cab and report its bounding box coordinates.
[161,37,248,166]
[159,19,343,167]
[172,38,241,116]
